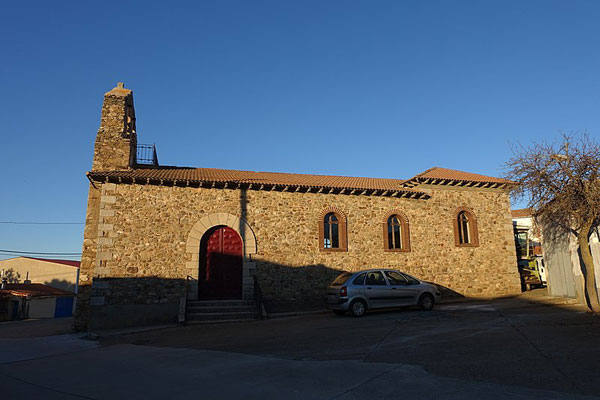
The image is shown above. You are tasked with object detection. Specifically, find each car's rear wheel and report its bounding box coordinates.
[333,310,346,316]
[350,299,367,317]
[418,293,434,311]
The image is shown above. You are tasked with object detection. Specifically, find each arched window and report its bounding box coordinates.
[319,207,348,252]
[388,215,402,249]
[453,208,479,247]
[324,213,339,249]
[383,212,410,252]
[457,212,470,244]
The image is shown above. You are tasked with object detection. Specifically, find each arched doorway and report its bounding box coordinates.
[199,225,243,299]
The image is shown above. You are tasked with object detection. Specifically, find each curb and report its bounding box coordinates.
[267,309,330,319]
[87,323,180,340]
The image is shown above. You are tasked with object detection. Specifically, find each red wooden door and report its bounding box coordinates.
[200,226,243,299]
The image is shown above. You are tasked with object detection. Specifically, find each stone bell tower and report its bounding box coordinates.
[92,82,137,171]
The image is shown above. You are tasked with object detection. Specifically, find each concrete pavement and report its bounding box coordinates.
[1,343,599,399]
[0,333,97,365]
[0,317,75,339]
[1,290,599,399]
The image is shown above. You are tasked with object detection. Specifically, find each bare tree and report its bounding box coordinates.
[505,133,600,312]
[2,269,20,284]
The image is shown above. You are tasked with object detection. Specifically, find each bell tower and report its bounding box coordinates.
[92,82,137,171]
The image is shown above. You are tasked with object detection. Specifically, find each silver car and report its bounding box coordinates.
[327,269,442,317]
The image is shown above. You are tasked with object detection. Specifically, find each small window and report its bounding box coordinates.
[453,208,479,247]
[365,271,387,286]
[458,211,470,244]
[319,208,348,252]
[388,216,402,249]
[385,271,409,285]
[383,212,410,252]
[352,273,366,285]
[324,213,339,249]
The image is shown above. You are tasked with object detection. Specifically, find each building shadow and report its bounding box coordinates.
[77,256,591,332]
[79,258,460,330]
[44,279,76,293]
[426,283,465,300]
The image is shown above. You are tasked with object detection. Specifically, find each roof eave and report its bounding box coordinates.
[402,176,513,189]
[87,171,430,199]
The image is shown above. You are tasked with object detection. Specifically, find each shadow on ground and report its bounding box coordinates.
[101,289,600,397]
[76,260,465,330]
[0,317,74,339]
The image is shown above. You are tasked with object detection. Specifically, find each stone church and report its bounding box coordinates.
[75,83,521,330]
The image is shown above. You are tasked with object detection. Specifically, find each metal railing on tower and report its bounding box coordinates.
[136,144,159,166]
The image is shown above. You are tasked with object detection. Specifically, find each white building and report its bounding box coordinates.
[0,257,80,293]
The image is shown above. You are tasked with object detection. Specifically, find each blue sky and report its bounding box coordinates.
[1,0,599,260]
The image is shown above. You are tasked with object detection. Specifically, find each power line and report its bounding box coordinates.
[0,249,82,256]
[0,255,81,260]
[0,221,84,225]
[0,253,81,261]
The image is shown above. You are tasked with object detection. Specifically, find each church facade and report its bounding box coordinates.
[75,84,521,330]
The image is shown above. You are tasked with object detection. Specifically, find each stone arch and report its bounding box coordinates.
[452,206,479,247]
[318,206,348,252]
[186,213,257,257]
[185,213,257,300]
[382,210,411,252]
[319,205,347,221]
[381,209,409,225]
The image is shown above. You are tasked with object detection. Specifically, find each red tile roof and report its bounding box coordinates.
[1,283,75,297]
[403,167,512,186]
[89,166,510,194]
[24,257,80,268]
[89,167,424,194]
[511,208,534,218]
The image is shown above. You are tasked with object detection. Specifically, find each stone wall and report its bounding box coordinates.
[77,180,521,328]
[0,258,79,292]
[92,84,136,171]
[74,183,100,331]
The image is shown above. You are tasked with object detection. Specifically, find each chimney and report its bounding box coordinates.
[91,82,138,171]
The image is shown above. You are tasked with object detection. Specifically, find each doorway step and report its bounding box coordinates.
[185,300,258,324]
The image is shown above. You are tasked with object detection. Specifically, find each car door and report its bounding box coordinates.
[384,271,420,306]
[364,270,393,308]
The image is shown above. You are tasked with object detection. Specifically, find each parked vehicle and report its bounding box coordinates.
[327,269,442,317]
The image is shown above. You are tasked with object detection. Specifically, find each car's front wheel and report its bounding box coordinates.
[349,299,367,317]
[418,293,434,311]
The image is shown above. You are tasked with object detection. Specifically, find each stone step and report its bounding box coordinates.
[186,311,257,321]
[187,300,254,307]
[186,318,259,325]
[186,305,256,313]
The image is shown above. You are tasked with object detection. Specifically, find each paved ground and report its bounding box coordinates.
[0,317,74,339]
[1,290,600,399]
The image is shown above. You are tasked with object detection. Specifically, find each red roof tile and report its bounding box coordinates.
[89,166,510,194]
[404,167,512,186]
[89,167,418,193]
[24,257,80,268]
[511,208,534,218]
[1,283,75,297]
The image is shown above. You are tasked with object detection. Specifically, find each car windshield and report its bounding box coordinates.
[385,271,408,285]
[331,272,352,286]
[401,272,421,285]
